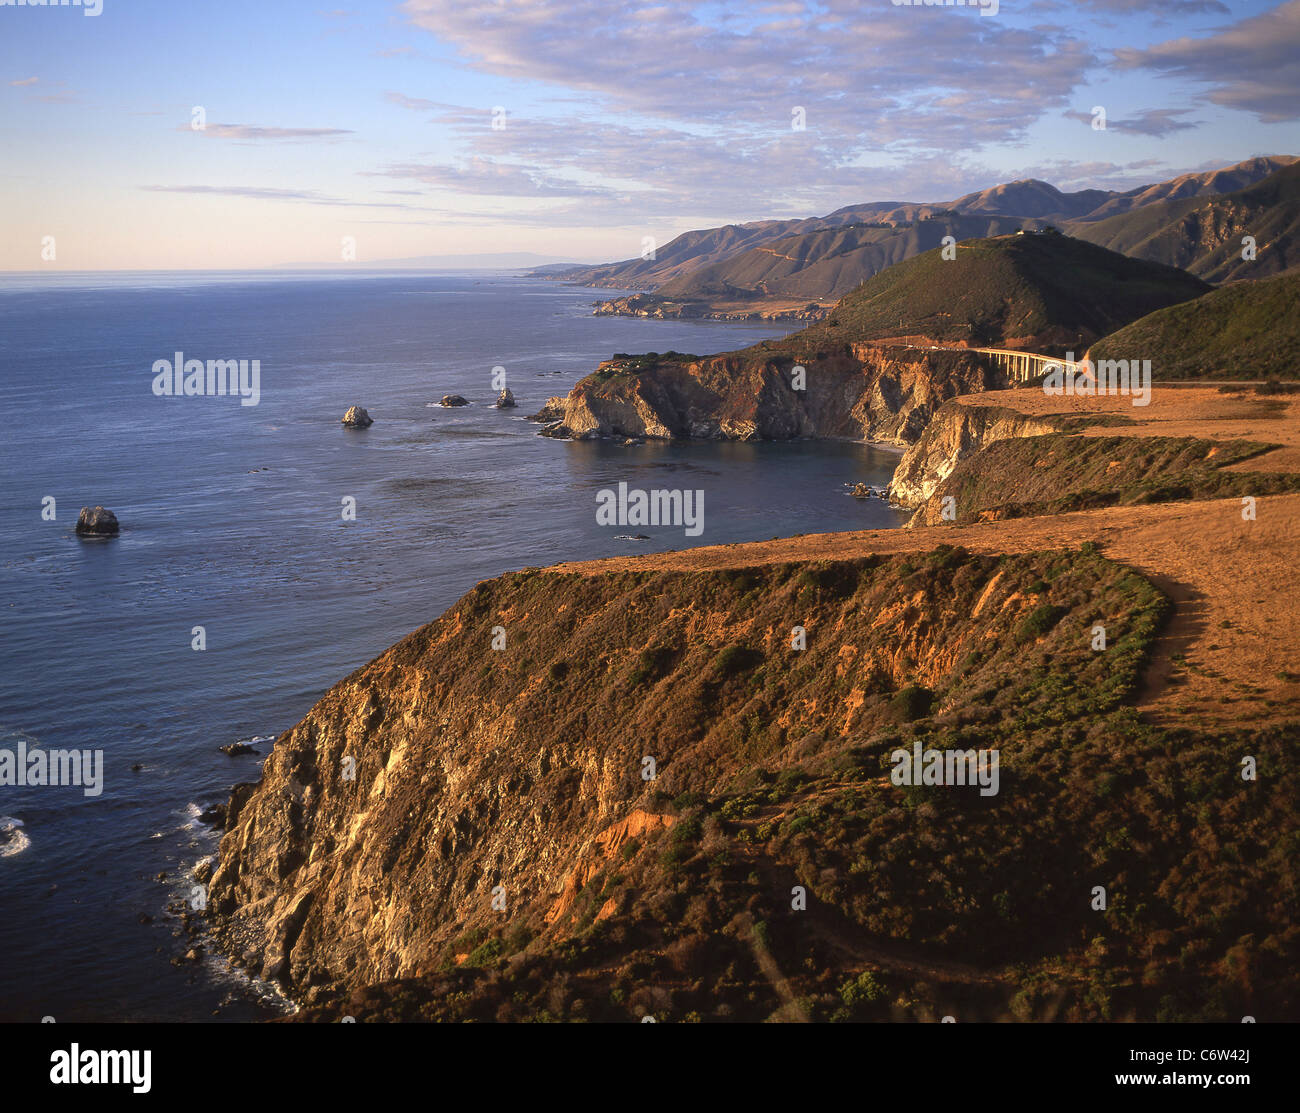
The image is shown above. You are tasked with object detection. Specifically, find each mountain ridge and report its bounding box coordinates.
[547,156,1295,320]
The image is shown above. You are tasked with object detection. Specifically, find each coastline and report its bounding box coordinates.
[200,378,1300,1016]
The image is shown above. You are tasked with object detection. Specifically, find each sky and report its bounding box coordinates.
[1,0,1297,270]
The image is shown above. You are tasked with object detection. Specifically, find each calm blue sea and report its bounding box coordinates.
[0,270,905,1020]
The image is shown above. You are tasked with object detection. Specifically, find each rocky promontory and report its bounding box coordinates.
[545,345,1000,445]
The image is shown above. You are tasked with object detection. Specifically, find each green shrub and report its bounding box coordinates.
[1018,603,1067,642]
[714,645,764,678]
[888,684,936,722]
[464,938,504,967]
[629,645,678,686]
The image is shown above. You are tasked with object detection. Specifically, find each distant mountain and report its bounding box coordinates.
[1090,268,1300,380]
[651,215,1025,304]
[1071,156,1298,223]
[550,209,897,290]
[1070,162,1300,283]
[546,156,1292,320]
[791,231,1211,355]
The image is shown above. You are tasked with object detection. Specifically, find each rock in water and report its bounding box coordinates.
[495,388,516,409]
[341,405,373,428]
[76,506,119,536]
[850,483,872,499]
[440,394,470,407]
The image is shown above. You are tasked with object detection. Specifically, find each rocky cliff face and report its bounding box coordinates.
[548,345,1001,445]
[206,551,1149,1009]
[888,400,1061,509]
[202,545,1299,1024]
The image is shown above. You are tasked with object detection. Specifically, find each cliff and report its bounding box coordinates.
[546,345,1000,445]
[204,544,1300,1022]
[888,400,1061,507]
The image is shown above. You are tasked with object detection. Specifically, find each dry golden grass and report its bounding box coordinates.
[559,496,1299,728]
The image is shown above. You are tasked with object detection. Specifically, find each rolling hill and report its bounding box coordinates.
[1089,268,1300,379]
[788,232,1211,355]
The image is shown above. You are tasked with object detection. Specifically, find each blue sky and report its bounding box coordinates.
[2,0,1297,268]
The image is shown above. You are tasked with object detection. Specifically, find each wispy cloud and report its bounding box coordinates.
[9,77,39,87]
[1114,0,1300,123]
[375,158,615,198]
[1063,107,1200,137]
[184,123,354,141]
[399,0,1097,150]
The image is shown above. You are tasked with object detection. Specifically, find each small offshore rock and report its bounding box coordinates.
[341,405,373,428]
[495,388,517,408]
[219,742,259,757]
[850,483,872,499]
[440,394,470,407]
[76,506,119,537]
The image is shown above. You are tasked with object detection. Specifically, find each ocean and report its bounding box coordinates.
[0,270,905,1020]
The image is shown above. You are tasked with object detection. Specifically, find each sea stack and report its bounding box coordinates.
[341,405,373,428]
[75,506,119,537]
[495,388,516,409]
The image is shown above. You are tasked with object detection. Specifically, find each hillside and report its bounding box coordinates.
[779,233,1209,355]
[1071,162,1300,282]
[199,368,1300,1023]
[548,206,904,291]
[908,432,1300,526]
[206,544,1299,1022]
[1089,269,1300,380]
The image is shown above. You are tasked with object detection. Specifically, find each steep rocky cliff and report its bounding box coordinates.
[888,400,1061,507]
[546,345,1000,444]
[207,550,1140,1004]
[204,549,1300,1022]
